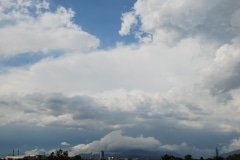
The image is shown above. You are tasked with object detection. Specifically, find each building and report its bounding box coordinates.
[100,151,104,160]
[1,155,45,160]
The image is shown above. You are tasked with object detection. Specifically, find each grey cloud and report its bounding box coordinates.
[181,102,210,116]
[209,67,240,95]
[0,93,136,129]
[72,108,109,121]
[1,90,240,157]
[0,89,239,139]
[0,99,9,105]
[24,93,99,117]
[215,93,233,104]
[199,39,240,100]
[164,112,197,121]
[216,62,240,93]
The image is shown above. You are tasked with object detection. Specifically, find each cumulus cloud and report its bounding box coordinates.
[0,0,99,56]
[0,37,208,95]
[199,38,240,97]
[119,0,240,105]
[1,0,240,157]
[119,0,240,45]
[70,130,161,155]
[69,130,214,158]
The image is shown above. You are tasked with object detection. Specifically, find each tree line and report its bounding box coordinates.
[47,149,240,160]
[47,149,81,160]
[161,153,240,160]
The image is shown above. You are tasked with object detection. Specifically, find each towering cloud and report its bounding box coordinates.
[120,0,240,46]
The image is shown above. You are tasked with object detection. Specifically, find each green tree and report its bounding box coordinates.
[226,154,240,160]
[72,155,81,160]
[48,149,69,160]
[49,152,55,160]
[162,154,173,160]
[161,154,183,160]
[214,156,224,160]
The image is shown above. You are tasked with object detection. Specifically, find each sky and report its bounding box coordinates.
[0,0,240,158]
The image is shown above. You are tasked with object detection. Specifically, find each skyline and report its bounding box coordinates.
[1,0,240,158]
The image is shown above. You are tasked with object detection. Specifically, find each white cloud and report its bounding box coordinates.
[69,130,214,158]
[71,130,160,153]
[119,11,137,36]
[221,138,240,153]
[61,142,70,146]
[120,0,240,45]
[1,0,240,157]
[0,37,208,95]
[70,130,160,155]
[25,148,47,155]
[0,0,99,56]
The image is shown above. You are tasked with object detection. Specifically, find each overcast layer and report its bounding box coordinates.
[0,0,240,158]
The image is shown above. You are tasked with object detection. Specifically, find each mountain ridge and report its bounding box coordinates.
[221,149,240,158]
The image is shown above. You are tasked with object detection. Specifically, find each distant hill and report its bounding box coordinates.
[80,149,183,160]
[221,149,240,158]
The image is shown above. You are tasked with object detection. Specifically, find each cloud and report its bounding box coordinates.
[1,0,240,157]
[0,92,136,129]
[0,37,208,95]
[199,38,240,97]
[61,142,70,146]
[119,0,240,45]
[25,148,47,155]
[69,130,214,158]
[118,0,240,106]
[221,138,240,153]
[0,0,99,56]
[1,89,240,136]
[119,11,137,36]
[70,130,160,155]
